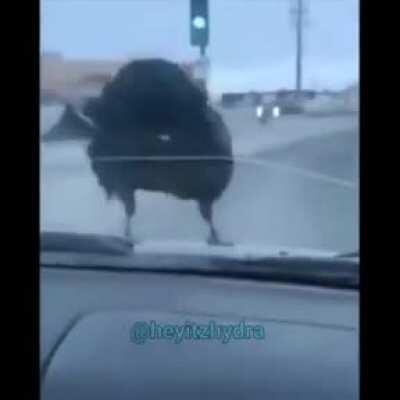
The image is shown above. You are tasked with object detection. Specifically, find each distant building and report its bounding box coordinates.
[40,53,125,103]
[342,84,359,112]
[77,73,112,86]
[41,51,63,61]
[40,54,205,104]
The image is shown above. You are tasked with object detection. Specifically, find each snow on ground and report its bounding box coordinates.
[40,106,358,251]
[303,95,358,115]
[219,106,358,156]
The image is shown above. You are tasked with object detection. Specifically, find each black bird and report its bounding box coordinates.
[50,59,234,244]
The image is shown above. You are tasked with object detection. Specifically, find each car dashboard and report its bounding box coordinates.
[41,257,358,400]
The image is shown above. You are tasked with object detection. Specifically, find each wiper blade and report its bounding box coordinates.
[238,256,358,289]
[41,232,133,256]
[336,250,359,258]
[41,233,359,289]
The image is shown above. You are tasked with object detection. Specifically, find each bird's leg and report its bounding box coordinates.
[120,190,137,243]
[208,226,223,246]
[124,217,132,239]
[198,200,232,246]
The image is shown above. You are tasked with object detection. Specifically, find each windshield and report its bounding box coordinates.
[40,0,359,254]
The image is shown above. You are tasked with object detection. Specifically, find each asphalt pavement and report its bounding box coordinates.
[40,105,359,253]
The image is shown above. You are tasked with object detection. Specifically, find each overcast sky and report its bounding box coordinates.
[41,0,359,92]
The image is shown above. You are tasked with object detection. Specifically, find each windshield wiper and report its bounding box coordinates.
[41,232,358,290]
[336,250,359,258]
[41,231,133,256]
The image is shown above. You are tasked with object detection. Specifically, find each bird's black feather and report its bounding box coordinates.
[84,58,234,243]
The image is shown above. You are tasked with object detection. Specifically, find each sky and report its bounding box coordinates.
[41,0,359,92]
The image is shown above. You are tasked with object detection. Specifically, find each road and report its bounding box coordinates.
[40,105,359,253]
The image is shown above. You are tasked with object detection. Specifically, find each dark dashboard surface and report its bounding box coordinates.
[41,262,358,400]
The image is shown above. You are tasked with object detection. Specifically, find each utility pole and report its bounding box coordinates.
[296,0,303,95]
[290,0,307,96]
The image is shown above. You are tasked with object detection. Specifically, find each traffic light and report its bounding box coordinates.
[190,0,209,49]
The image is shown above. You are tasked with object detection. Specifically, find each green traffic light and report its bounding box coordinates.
[190,0,209,47]
[193,16,206,29]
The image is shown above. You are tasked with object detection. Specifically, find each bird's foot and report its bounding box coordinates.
[124,224,131,240]
[123,235,141,249]
[123,224,140,245]
[207,233,233,247]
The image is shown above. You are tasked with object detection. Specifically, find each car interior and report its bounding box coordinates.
[41,241,358,400]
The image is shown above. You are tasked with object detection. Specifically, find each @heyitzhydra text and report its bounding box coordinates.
[130,320,266,344]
